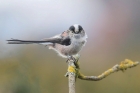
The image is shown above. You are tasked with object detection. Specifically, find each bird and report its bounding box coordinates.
[7,24,88,61]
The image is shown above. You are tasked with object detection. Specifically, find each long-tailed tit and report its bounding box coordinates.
[7,24,88,60]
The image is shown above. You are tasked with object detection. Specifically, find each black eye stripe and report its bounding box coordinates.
[78,25,83,31]
[69,26,75,32]
[69,25,83,34]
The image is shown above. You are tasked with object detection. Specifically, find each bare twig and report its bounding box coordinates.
[66,60,77,93]
[68,72,76,93]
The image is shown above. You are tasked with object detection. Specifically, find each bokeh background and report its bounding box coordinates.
[0,0,140,93]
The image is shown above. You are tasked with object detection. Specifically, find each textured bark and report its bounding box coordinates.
[69,73,75,93]
[67,59,77,93]
[78,59,139,81]
[66,57,139,93]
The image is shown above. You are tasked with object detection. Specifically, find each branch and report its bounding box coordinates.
[65,56,139,93]
[65,55,80,93]
[78,59,139,81]
[65,60,76,93]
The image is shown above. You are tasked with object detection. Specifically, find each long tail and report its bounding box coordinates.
[7,37,64,44]
[7,39,51,44]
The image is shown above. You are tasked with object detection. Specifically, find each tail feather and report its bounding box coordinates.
[7,39,50,44]
[7,37,64,45]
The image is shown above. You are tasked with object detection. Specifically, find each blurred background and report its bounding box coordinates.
[0,0,140,93]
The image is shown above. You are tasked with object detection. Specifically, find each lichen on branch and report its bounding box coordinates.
[66,56,139,81]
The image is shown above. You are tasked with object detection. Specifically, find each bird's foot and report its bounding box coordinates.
[66,56,77,63]
[65,54,80,77]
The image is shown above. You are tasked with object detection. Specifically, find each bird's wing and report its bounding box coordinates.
[43,31,71,46]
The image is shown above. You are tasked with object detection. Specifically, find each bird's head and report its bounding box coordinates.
[69,24,84,34]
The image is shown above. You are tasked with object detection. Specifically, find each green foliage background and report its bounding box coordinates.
[0,44,140,93]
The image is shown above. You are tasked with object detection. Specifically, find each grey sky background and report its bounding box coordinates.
[0,0,140,62]
[0,0,106,57]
